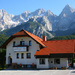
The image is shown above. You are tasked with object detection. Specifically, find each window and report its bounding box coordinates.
[26,53,31,59]
[20,41,25,46]
[51,61,53,63]
[29,41,32,46]
[13,41,15,46]
[54,59,60,64]
[68,58,71,63]
[9,53,11,55]
[21,53,24,59]
[39,58,45,64]
[17,53,19,59]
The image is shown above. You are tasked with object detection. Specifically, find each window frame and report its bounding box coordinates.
[13,41,16,46]
[29,40,32,46]
[20,41,25,46]
[54,58,60,64]
[17,53,19,59]
[21,53,24,59]
[26,53,31,59]
[39,58,45,65]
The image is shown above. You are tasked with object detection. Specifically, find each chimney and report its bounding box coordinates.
[43,35,47,41]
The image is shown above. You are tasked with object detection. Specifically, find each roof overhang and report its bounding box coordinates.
[35,53,75,58]
[0,29,46,48]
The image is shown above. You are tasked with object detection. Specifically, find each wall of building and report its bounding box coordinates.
[6,37,40,65]
[36,58,69,69]
[6,36,69,69]
[36,58,49,69]
[49,58,69,68]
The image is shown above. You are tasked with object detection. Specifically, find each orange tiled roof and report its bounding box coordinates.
[13,29,46,47]
[1,29,46,48]
[35,39,75,55]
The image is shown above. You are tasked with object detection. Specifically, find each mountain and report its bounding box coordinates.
[30,8,45,16]
[0,8,56,32]
[56,4,75,31]
[0,9,19,31]
[0,4,75,38]
[0,20,54,39]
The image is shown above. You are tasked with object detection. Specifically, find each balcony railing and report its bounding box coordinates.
[13,45,29,52]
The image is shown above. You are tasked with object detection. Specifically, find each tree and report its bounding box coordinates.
[0,49,6,69]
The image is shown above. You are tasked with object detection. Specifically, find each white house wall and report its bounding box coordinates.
[49,58,69,68]
[36,58,69,69]
[36,58,49,69]
[6,37,40,65]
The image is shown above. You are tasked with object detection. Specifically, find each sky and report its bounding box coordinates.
[0,0,75,15]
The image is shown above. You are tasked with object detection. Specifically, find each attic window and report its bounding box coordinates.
[29,41,32,46]
[13,41,15,46]
[20,41,25,46]
[37,50,39,51]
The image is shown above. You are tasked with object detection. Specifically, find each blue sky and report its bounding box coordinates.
[0,0,75,15]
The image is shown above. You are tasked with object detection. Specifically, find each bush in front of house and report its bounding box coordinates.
[61,67,67,69]
[0,49,6,69]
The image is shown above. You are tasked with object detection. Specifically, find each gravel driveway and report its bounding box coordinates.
[0,69,75,75]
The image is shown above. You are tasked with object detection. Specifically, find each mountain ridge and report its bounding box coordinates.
[0,4,75,38]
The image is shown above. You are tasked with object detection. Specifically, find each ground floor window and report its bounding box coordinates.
[21,53,24,59]
[54,58,60,64]
[17,53,19,59]
[39,58,45,64]
[26,53,31,59]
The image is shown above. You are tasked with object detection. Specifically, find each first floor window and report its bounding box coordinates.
[26,53,31,59]
[21,53,24,59]
[39,58,45,64]
[54,58,60,64]
[17,53,19,59]
[20,41,25,46]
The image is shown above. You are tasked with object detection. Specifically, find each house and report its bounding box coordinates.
[1,29,75,69]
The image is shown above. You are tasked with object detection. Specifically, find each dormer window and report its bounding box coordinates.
[13,41,15,46]
[29,41,32,46]
[20,41,25,46]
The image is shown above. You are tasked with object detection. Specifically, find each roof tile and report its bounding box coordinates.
[35,40,75,55]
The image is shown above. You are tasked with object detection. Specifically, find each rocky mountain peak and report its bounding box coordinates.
[0,9,6,13]
[23,11,30,14]
[64,4,75,12]
[0,9,7,16]
[47,10,54,15]
[35,8,45,12]
[59,4,75,17]
[31,8,45,16]
[44,10,56,17]
[65,4,71,8]
[0,4,75,33]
